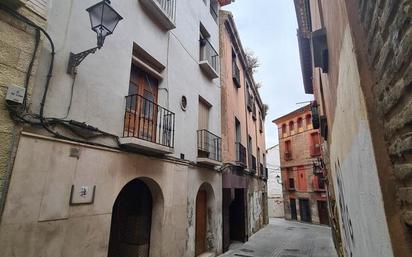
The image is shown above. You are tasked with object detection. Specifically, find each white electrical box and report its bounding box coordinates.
[6,84,26,104]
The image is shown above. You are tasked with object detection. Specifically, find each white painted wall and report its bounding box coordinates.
[31,0,221,162]
[266,145,284,217]
[329,25,394,257]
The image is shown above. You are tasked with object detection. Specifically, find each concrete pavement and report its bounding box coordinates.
[218,218,337,257]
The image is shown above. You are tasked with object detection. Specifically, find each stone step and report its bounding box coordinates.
[197,252,215,257]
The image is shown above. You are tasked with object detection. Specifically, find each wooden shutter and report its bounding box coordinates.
[26,0,48,18]
[198,100,210,130]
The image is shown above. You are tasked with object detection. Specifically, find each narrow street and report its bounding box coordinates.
[219,218,337,257]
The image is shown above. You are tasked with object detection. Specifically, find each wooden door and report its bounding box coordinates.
[318,201,330,225]
[290,198,297,220]
[125,66,158,142]
[299,198,312,222]
[195,190,207,256]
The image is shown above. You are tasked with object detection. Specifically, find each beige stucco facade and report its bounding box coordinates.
[0,134,223,257]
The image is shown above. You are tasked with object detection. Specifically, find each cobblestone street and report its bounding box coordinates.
[219,218,337,257]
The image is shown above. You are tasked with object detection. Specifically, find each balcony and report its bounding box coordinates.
[264,167,268,180]
[197,130,222,166]
[310,144,321,157]
[235,142,247,167]
[120,94,175,154]
[247,92,253,112]
[284,152,292,161]
[210,3,218,22]
[140,0,176,30]
[288,178,296,191]
[232,61,241,88]
[249,155,257,173]
[252,103,257,120]
[199,38,219,79]
[313,176,326,192]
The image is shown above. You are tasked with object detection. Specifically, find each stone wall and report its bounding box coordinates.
[0,4,45,216]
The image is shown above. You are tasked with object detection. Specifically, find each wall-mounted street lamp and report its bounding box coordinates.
[67,0,123,75]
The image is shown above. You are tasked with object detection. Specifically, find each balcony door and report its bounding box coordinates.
[125,65,159,142]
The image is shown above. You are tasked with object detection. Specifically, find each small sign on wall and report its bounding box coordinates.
[70,185,96,205]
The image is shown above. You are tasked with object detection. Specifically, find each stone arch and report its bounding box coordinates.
[195,182,216,255]
[108,177,164,257]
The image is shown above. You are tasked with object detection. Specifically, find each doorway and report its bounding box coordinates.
[299,198,312,223]
[108,179,153,257]
[317,200,330,225]
[229,189,246,242]
[290,198,297,220]
[195,189,207,256]
[124,65,159,142]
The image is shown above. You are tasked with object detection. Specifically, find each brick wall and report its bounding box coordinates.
[355,0,412,230]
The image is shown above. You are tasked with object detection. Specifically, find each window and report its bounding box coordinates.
[306,114,312,129]
[232,48,241,88]
[297,117,303,132]
[235,118,241,143]
[289,178,295,189]
[289,121,295,135]
[198,98,211,130]
[282,124,287,138]
[285,140,292,160]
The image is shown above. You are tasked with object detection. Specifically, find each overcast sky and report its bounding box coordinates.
[223,0,313,148]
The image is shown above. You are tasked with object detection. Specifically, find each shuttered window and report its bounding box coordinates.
[26,0,48,18]
[198,99,210,130]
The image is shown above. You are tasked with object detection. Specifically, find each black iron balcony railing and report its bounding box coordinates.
[123,94,175,148]
[250,155,257,173]
[247,92,253,112]
[210,3,218,22]
[155,0,176,21]
[260,163,264,177]
[235,142,247,166]
[200,38,219,72]
[232,61,241,88]
[310,144,321,156]
[252,103,257,120]
[197,130,222,162]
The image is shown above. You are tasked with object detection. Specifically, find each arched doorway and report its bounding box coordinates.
[108,178,162,257]
[195,183,215,256]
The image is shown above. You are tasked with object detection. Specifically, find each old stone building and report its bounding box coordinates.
[273,105,329,225]
[0,0,238,257]
[219,10,268,252]
[294,0,412,256]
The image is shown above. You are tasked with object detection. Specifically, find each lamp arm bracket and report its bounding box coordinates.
[67,46,100,75]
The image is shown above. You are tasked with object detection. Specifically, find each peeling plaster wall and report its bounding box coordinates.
[247,178,265,236]
[0,135,222,257]
[329,26,393,257]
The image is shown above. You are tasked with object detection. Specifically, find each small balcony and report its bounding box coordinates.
[197,129,222,166]
[140,0,176,30]
[313,176,326,192]
[284,152,292,161]
[120,94,175,154]
[310,144,321,157]
[210,3,218,22]
[247,92,253,112]
[235,142,247,167]
[288,178,296,191]
[232,61,241,88]
[249,155,257,173]
[199,38,219,79]
[259,163,264,177]
[263,167,268,180]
